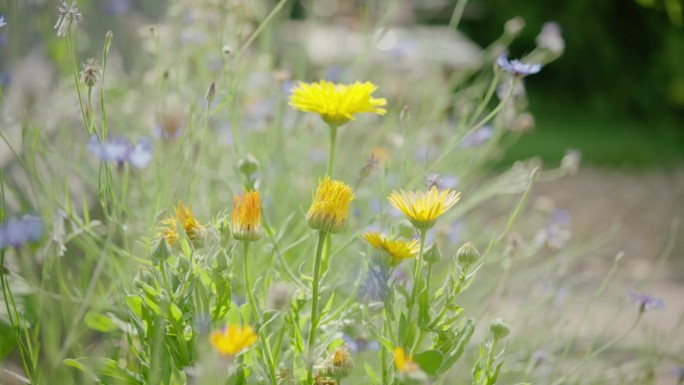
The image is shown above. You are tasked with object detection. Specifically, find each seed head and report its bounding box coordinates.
[54,1,83,37]
[80,58,101,88]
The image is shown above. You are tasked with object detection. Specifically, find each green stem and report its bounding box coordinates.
[67,33,90,135]
[307,230,328,383]
[101,32,112,139]
[327,124,338,177]
[404,229,427,349]
[242,241,278,385]
[448,0,469,31]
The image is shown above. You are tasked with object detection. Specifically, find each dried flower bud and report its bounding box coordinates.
[330,344,354,378]
[206,81,216,106]
[222,45,233,55]
[490,318,510,340]
[54,1,83,37]
[80,58,101,88]
[456,242,479,267]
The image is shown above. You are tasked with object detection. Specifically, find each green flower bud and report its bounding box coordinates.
[490,318,510,340]
[424,244,442,264]
[237,154,260,177]
[150,237,172,261]
[456,241,479,266]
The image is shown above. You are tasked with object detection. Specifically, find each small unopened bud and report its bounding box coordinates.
[561,149,581,175]
[424,244,442,264]
[150,237,172,261]
[222,45,233,55]
[504,17,525,37]
[104,30,113,53]
[206,81,216,106]
[490,318,510,340]
[456,242,479,266]
[237,154,259,177]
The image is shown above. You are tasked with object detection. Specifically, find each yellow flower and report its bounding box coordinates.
[307,176,355,234]
[289,80,387,126]
[387,186,461,230]
[362,232,419,266]
[209,325,258,356]
[158,202,204,244]
[393,347,418,373]
[231,190,263,241]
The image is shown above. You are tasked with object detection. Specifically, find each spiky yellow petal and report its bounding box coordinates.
[289,80,387,126]
[158,202,204,244]
[231,190,263,241]
[306,176,355,234]
[362,232,419,266]
[387,186,461,230]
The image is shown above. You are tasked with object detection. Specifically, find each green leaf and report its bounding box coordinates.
[169,302,183,322]
[364,361,379,384]
[84,311,117,333]
[413,350,443,376]
[320,292,335,319]
[63,358,88,373]
[124,295,143,318]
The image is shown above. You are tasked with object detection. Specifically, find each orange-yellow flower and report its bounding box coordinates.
[289,80,387,126]
[158,202,204,244]
[362,232,419,266]
[209,325,258,356]
[388,186,461,230]
[393,347,418,373]
[307,177,355,234]
[231,190,263,241]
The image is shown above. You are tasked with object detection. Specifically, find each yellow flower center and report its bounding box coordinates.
[387,186,461,230]
[209,325,258,356]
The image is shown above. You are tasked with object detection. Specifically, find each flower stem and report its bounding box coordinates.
[404,228,427,349]
[307,230,328,382]
[242,241,278,385]
[67,33,90,136]
[327,124,338,177]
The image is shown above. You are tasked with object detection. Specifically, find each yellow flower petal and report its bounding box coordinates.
[289,80,387,126]
[388,187,461,230]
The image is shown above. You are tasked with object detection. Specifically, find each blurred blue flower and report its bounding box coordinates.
[343,334,379,354]
[0,14,6,28]
[551,209,571,225]
[497,54,541,77]
[0,216,43,249]
[628,291,665,312]
[103,0,131,16]
[87,136,153,168]
[460,125,494,148]
[325,66,342,83]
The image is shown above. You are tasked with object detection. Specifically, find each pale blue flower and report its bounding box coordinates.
[87,136,153,168]
[0,15,6,29]
[497,54,541,77]
[0,216,43,249]
[461,125,494,148]
[628,291,665,312]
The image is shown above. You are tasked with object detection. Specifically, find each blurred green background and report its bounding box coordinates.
[2,0,683,167]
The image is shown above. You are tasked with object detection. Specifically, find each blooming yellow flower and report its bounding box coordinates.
[393,347,418,373]
[388,186,461,230]
[159,202,204,244]
[362,231,419,266]
[231,190,263,241]
[209,325,258,356]
[307,176,355,234]
[289,80,387,126]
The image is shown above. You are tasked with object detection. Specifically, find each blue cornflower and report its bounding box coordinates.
[343,334,379,354]
[628,291,665,312]
[0,216,43,250]
[0,14,6,28]
[497,54,541,77]
[87,136,153,168]
[460,125,494,148]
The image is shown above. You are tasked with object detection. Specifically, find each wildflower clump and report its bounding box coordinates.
[307,177,355,234]
[388,186,461,230]
[158,202,204,245]
[209,325,258,356]
[231,190,263,241]
[289,80,387,126]
[362,231,419,266]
